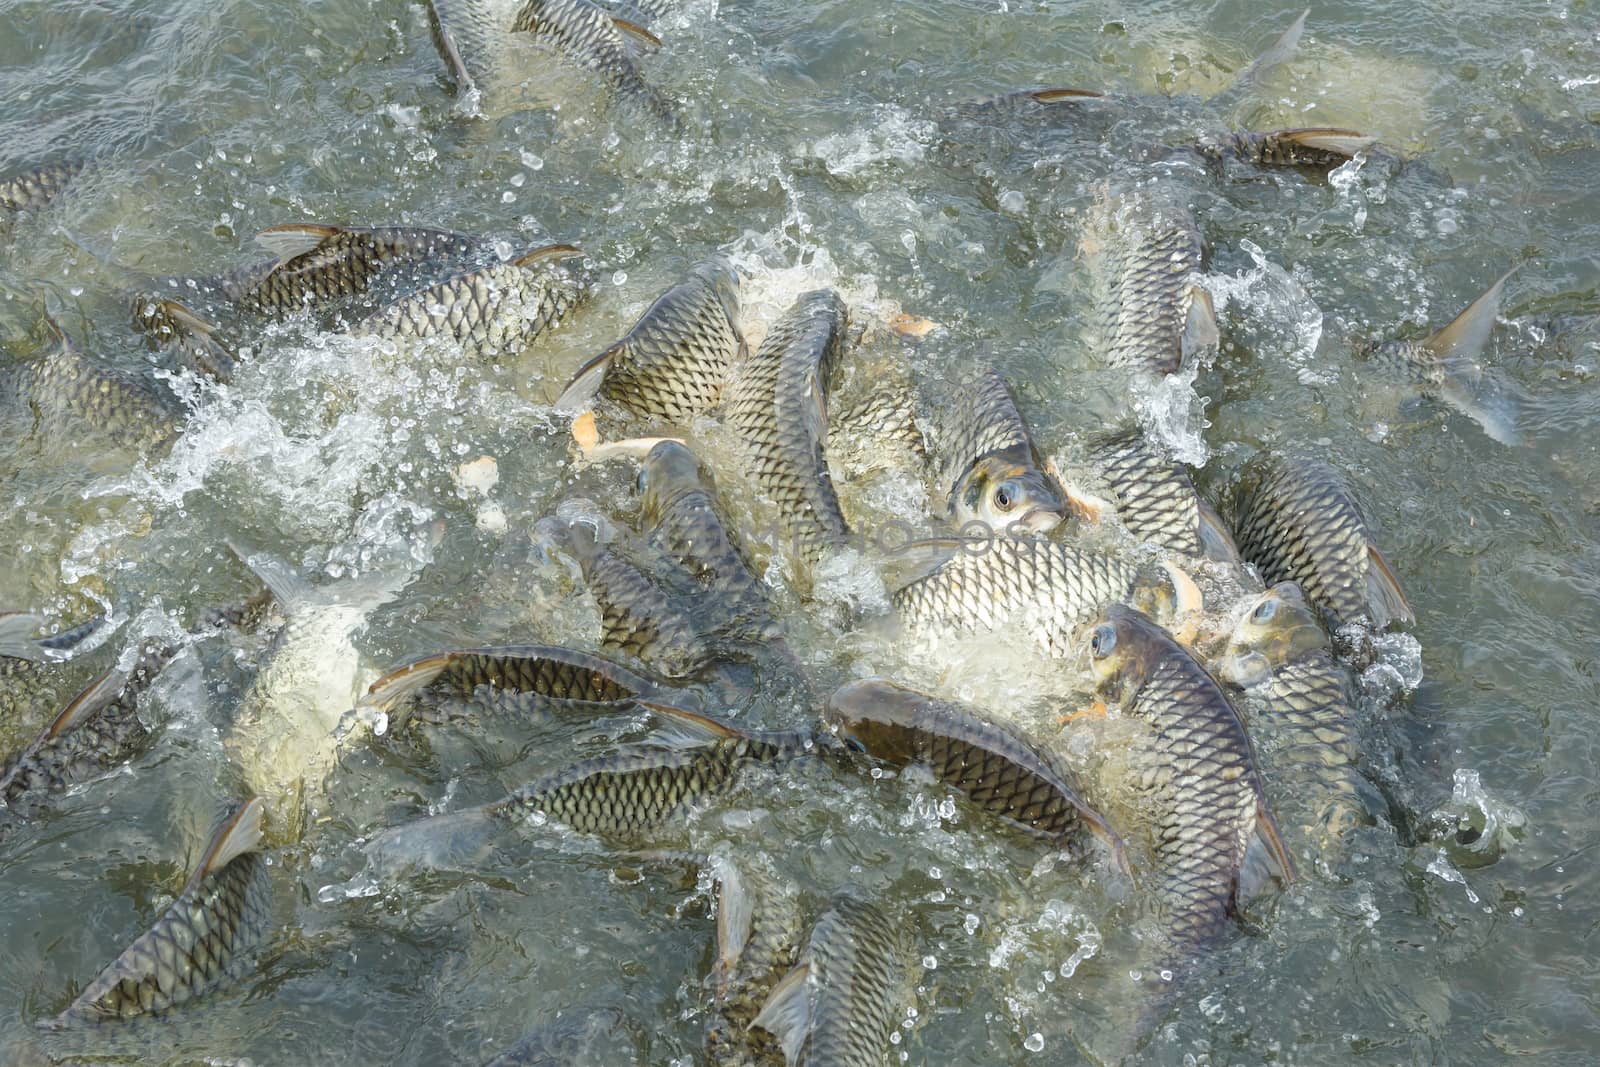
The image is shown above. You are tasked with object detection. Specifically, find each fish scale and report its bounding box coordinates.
[589,543,718,678]
[511,0,678,127]
[706,854,802,1067]
[0,160,84,218]
[1088,428,1212,556]
[353,252,586,358]
[24,331,178,453]
[1090,191,1214,375]
[891,539,1139,657]
[1197,129,1375,169]
[725,289,852,567]
[926,365,1030,495]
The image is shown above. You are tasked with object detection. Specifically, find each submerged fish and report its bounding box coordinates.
[888,537,1198,657]
[1195,128,1377,170]
[826,679,1128,870]
[701,852,803,1067]
[1083,183,1218,376]
[0,612,92,723]
[485,1006,638,1067]
[827,353,928,479]
[46,797,271,1025]
[1227,451,1412,636]
[557,257,745,428]
[923,365,1065,535]
[0,644,174,821]
[359,643,695,729]
[511,0,678,127]
[724,289,852,569]
[352,243,586,358]
[359,704,823,876]
[750,887,916,1067]
[1083,605,1293,953]
[1076,427,1240,561]
[23,317,179,453]
[0,160,84,219]
[225,542,413,843]
[1355,269,1523,446]
[1219,583,1370,853]
[130,297,238,384]
[207,223,478,317]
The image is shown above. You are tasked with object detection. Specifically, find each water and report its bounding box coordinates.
[2,0,1598,1063]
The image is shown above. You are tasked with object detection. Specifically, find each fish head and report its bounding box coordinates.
[637,439,706,526]
[692,255,744,327]
[823,678,925,761]
[952,457,1066,536]
[1083,603,1173,704]
[1220,582,1328,685]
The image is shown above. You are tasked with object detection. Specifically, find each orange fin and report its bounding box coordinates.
[611,16,662,51]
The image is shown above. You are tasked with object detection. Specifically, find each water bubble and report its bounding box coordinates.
[998,190,1026,214]
[1024,1033,1045,1052]
[922,955,938,970]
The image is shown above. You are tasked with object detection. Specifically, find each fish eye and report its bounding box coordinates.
[994,481,1018,511]
[1251,598,1278,623]
[1089,624,1116,658]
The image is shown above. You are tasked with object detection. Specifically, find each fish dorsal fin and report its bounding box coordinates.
[45,666,130,740]
[228,539,319,611]
[1276,127,1378,159]
[750,961,814,1065]
[0,612,47,661]
[611,16,662,53]
[1180,286,1220,364]
[803,360,830,450]
[1030,88,1104,104]
[425,0,477,94]
[1423,268,1516,363]
[635,700,742,745]
[156,298,221,337]
[1365,542,1414,627]
[1222,8,1307,103]
[362,651,460,712]
[186,797,266,892]
[255,223,341,263]
[513,243,584,269]
[556,345,622,414]
[713,855,754,978]
[1238,794,1297,902]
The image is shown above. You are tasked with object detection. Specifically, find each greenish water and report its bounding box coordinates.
[2,0,1598,1063]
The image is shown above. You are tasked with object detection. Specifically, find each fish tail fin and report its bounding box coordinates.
[750,961,814,1064]
[189,797,267,890]
[1221,8,1308,105]
[228,539,413,614]
[712,854,754,985]
[1365,543,1414,627]
[1436,369,1525,446]
[1421,268,1523,446]
[0,612,47,661]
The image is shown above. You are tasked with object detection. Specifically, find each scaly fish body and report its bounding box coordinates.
[925,366,1064,535]
[130,297,238,384]
[704,853,803,1067]
[751,887,915,1067]
[1196,128,1375,170]
[49,798,271,1025]
[1084,427,1239,561]
[889,538,1144,657]
[0,612,84,723]
[1228,452,1412,634]
[24,326,178,453]
[1085,605,1291,953]
[725,289,851,568]
[0,645,173,821]
[511,0,678,127]
[826,679,1126,866]
[1084,185,1218,375]
[559,257,744,427]
[0,160,84,218]
[828,364,927,478]
[1221,583,1368,850]
[353,244,586,358]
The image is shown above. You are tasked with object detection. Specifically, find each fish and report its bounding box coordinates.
[0,643,174,821]
[825,679,1128,872]
[701,852,804,1067]
[358,643,697,730]
[1083,605,1293,954]
[0,612,70,722]
[1227,451,1413,636]
[351,243,586,358]
[485,1006,637,1067]
[46,797,271,1025]
[206,223,479,317]
[827,355,927,479]
[358,703,824,877]
[750,886,916,1067]
[130,297,238,384]
[1082,183,1218,376]
[724,289,852,569]
[510,0,679,127]
[923,365,1065,535]
[0,160,84,220]
[225,541,415,843]
[1219,583,1370,852]
[23,316,179,453]
[556,257,745,430]
[638,440,778,645]
[1074,427,1241,561]
[1355,269,1524,446]
[887,537,1201,657]
[1195,128,1377,171]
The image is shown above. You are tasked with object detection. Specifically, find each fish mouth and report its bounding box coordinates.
[1012,507,1065,535]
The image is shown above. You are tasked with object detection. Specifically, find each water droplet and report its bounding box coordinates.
[1024,1033,1044,1052]
[612,270,628,286]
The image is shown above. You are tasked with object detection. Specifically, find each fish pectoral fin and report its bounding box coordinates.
[254,223,341,263]
[750,960,814,1065]
[557,348,620,415]
[1238,796,1297,903]
[610,16,663,54]
[1365,542,1414,628]
[0,612,48,661]
[635,700,742,746]
[187,797,267,892]
[1180,286,1220,364]
[1057,699,1109,725]
[1423,267,1516,364]
[363,651,460,714]
[712,856,755,981]
[1059,479,1112,523]
[879,537,967,593]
